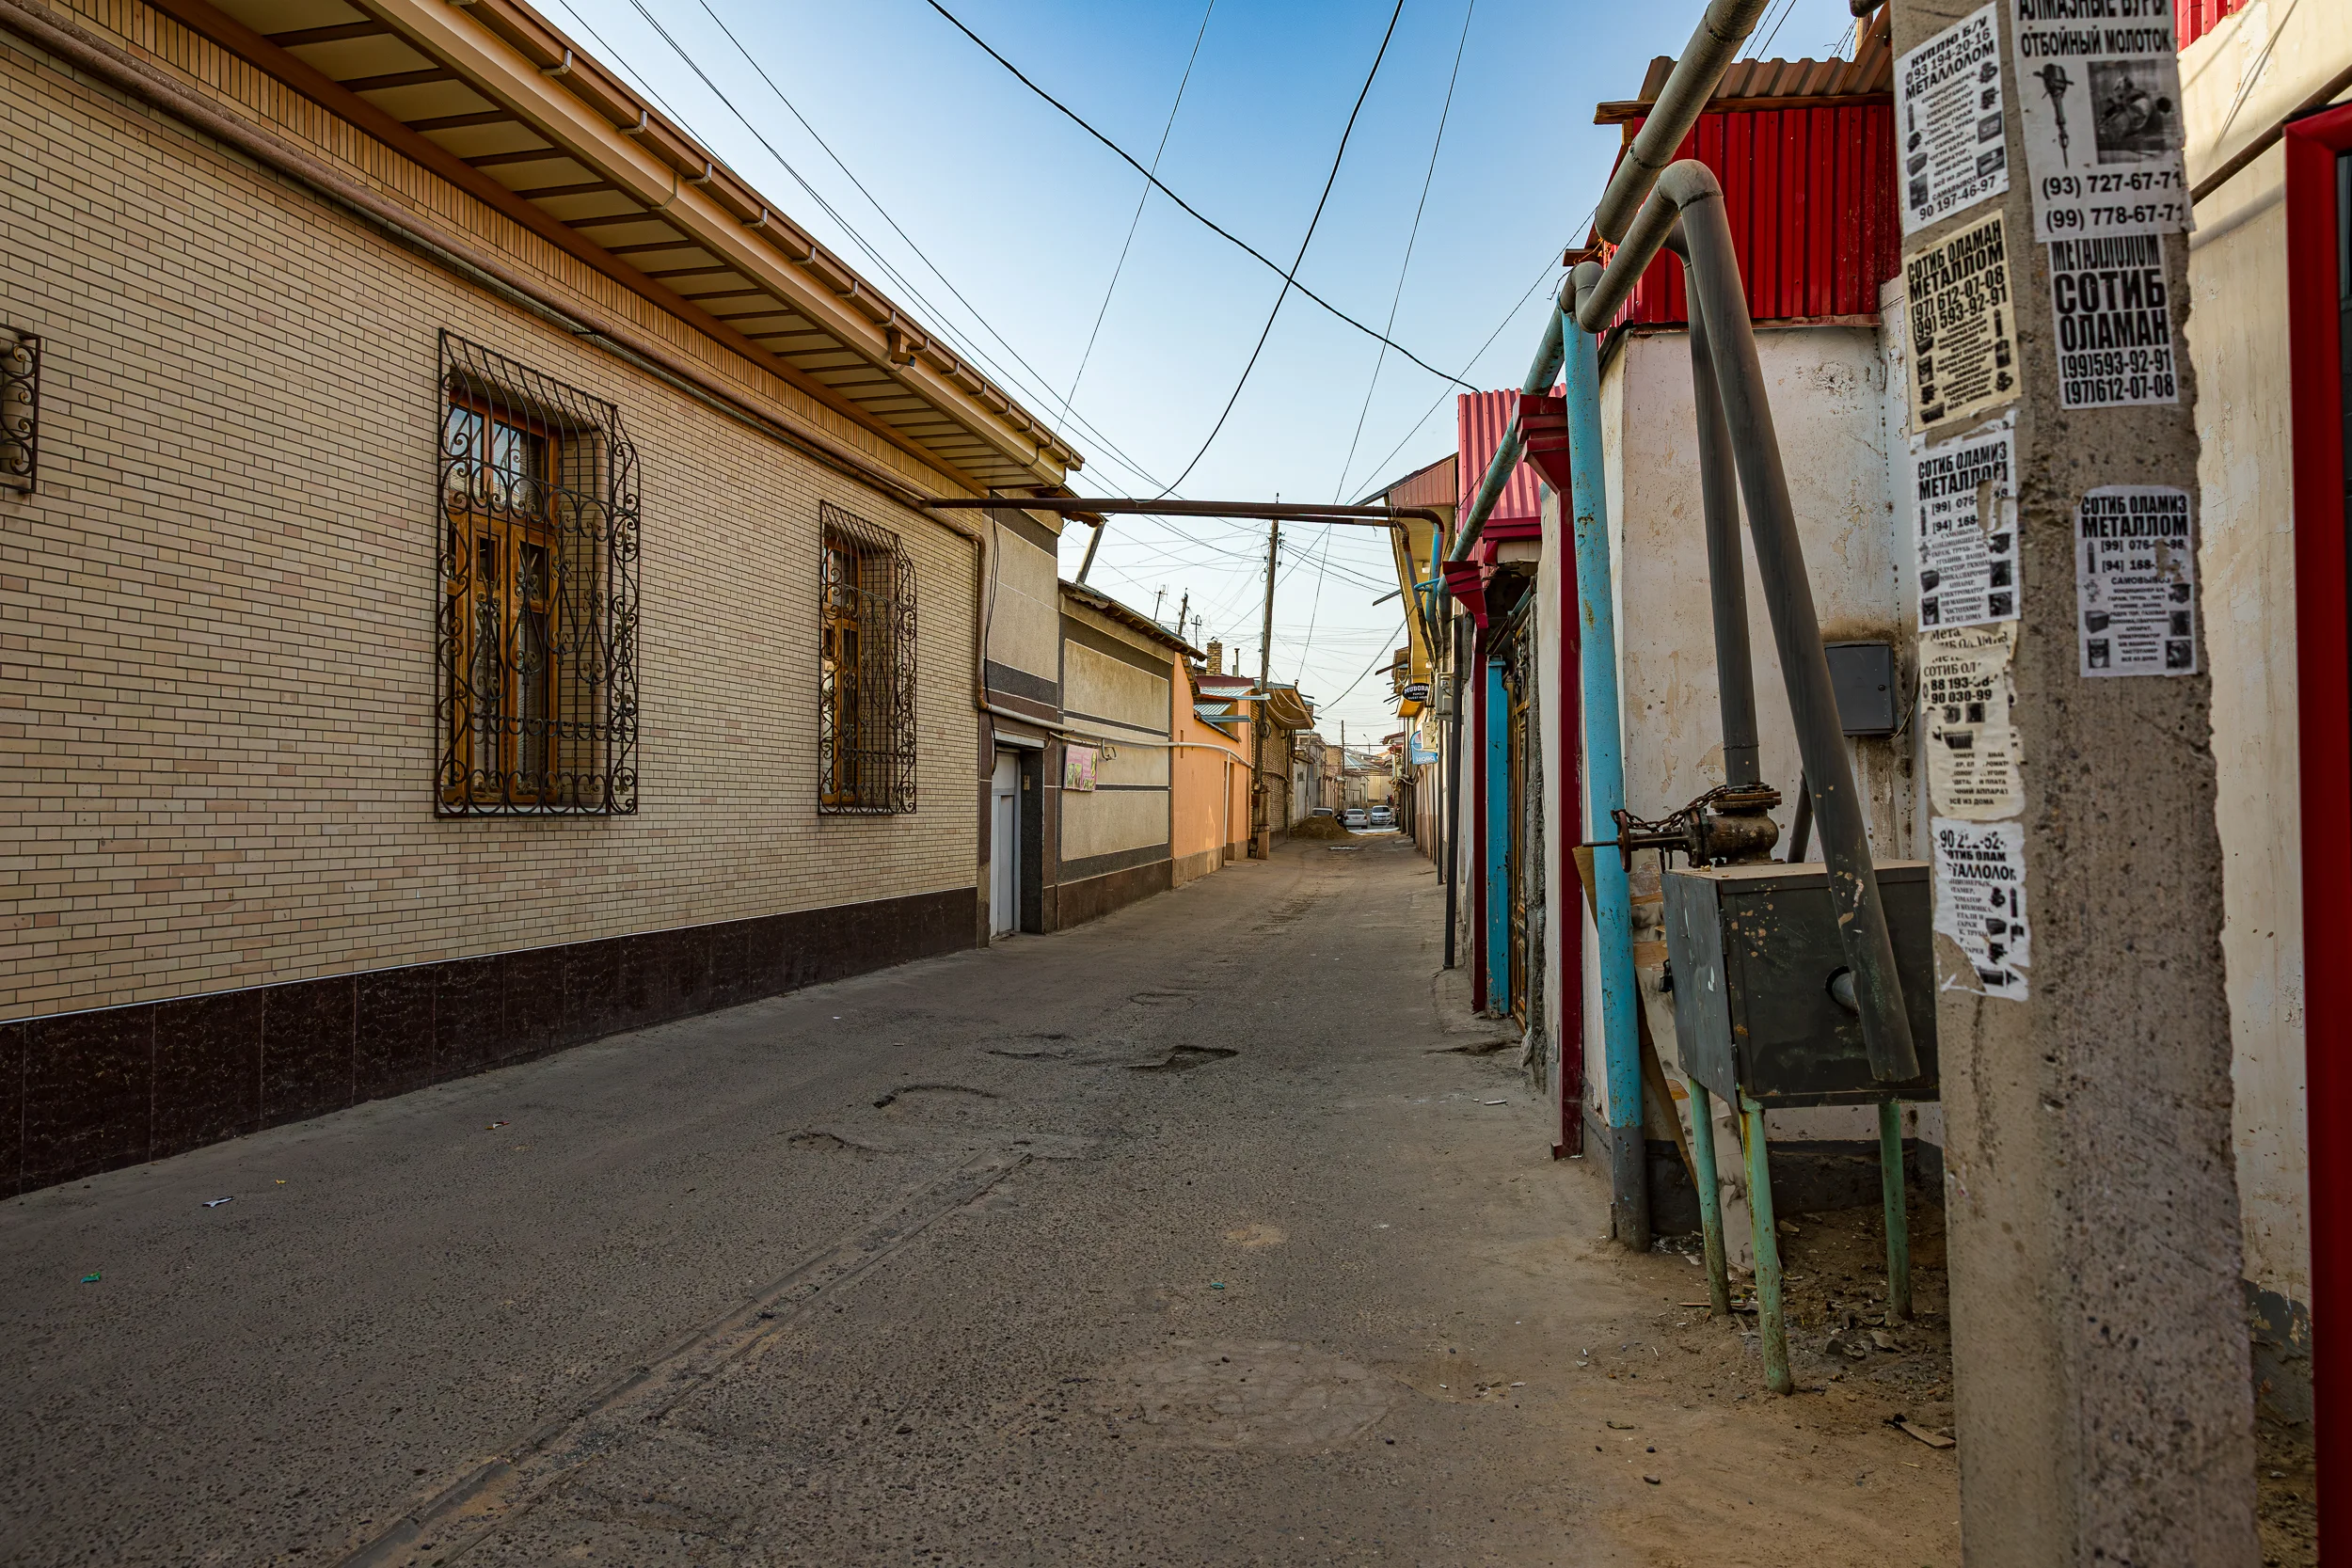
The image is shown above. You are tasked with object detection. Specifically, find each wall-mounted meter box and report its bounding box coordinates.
[1662,861,1940,1107]
[1824,641,1899,736]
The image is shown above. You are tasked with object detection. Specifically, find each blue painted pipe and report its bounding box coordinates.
[1564,318,1647,1248]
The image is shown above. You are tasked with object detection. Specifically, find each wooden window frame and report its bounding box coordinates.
[435,332,640,816]
[817,501,916,816]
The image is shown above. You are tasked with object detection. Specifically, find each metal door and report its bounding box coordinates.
[990,752,1019,936]
[1506,673,1531,1025]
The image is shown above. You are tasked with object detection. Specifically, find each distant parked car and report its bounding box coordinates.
[1368,806,1394,828]
[1311,806,1335,817]
[1343,808,1368,828]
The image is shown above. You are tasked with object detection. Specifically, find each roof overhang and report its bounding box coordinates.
[168,0,1079,494]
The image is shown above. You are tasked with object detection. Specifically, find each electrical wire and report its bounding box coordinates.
[686,0,1172,485]
[612,0,1187,495]
[1058,0,1216,429]
[1753,0,1804,62]
[1332,0,1476,503]
[1152,0,1409,498]
[916,0,1472,392]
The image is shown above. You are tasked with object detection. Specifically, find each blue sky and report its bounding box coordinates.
[552,0,1867,740]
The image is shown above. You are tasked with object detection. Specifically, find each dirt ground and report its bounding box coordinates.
[0,838,1971,1564]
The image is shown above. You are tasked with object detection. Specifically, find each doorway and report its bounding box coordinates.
[991,751,1020,938]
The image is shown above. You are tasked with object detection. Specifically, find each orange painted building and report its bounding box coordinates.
[1172,658,1253,885]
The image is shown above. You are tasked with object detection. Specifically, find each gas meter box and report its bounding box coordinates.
[1662,861,1940,1108]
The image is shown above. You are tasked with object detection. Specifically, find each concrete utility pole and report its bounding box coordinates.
[1252,518,1279,857]
[1889,0,2255,1559]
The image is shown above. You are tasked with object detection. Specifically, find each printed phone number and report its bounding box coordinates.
[2046,202,2190,230]
[2039,171,2184,199]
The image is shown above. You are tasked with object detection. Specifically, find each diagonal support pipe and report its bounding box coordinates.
[1573,163,1919,1084]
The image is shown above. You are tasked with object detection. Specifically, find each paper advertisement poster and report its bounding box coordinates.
[1905,212,2020,437]
[2075,485,2197,676]
[2013,0,2190,243]
[1914,414,2018,629]
[2048,233,2178,408]
[1921,624,2024,820]
[1897,4,2011,233]
[1932,816,2031,1000]
[1061,745,1099,791]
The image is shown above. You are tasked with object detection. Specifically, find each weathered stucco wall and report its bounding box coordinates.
[1597,325,1915,1149]
[2180,0,2339,1393]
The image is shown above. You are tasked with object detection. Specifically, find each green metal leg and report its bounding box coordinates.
[1880,1098,1912,1322]
[1740,1096,1792,1395]
[1687,1081,1732,1317]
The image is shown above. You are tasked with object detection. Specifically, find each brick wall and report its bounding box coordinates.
[0,25,983,1022]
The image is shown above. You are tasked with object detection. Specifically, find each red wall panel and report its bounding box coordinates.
[1609,103,1899,334]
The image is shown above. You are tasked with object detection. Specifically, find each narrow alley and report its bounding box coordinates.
[5,841,1957,1566]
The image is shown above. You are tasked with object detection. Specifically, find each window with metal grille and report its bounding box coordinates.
[818,501,916,815]
[436,331,640,816]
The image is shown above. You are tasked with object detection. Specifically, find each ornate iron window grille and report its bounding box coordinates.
[1,328,40,494]
[817,500,916,815]
[436,330,640,816]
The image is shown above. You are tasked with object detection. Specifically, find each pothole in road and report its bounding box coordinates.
[1128,990,1197,1008]
[873,1084,1001,1113]
[782,1129,887,1157]
[1130,1044,1237,1073]
[1090,1339,1395,1451]
[1426,1038,1519,1056]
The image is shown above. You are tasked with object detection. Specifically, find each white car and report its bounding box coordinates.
[1368,806,1394,829]
[1342,808,1368,828]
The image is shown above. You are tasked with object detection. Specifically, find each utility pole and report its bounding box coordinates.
[1175,590,1189,639]
[1252,517,1279,857]
[1075,518,1104,584]
[1887,0,2253,1557]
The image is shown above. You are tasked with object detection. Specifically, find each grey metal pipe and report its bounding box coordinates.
[1684,268,1761,789]
[1593,0,1775,244]
[1447,304,1566,562]
[1603,162,1920,1083]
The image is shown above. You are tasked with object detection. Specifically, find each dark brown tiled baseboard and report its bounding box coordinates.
[0,887,976,1196]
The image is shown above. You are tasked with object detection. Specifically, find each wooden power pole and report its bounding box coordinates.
[1251,518,1279,857]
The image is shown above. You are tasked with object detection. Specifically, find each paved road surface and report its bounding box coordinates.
[3,837,1959,1565]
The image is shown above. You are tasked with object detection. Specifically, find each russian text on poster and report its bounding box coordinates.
[1905,213,2020,437]
[1922,624,2024,820]
[1897,4,2010,234]
[1914,414,2019,629]
[2074,484,2196,676]
[2047,233,2177,408]
[2012,0,2190,243]
[1932,816,2030,1001]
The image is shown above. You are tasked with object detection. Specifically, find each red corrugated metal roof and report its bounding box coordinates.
[1597,9,1893,122]
[1601,102,1899,332]
[1456,389,1546,533]
[1586,14,1900,336]
[2177,0,2245,47]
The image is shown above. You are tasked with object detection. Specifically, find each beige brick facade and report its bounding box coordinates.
[0,6,990,1019]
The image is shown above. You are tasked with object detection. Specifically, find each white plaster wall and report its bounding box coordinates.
[2179,0,2329,1309]
[1597,326,1915,1151]
[1609,327,1909,850]
[987,525,1061,687]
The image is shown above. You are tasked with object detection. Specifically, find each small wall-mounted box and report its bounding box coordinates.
[1824,640,1899,736]
[1662,861,1940,1108]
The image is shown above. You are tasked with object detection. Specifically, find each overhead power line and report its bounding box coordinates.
[1058,0,1216,430]
[1334,0,1477,503]
[1153,0,1410,497]
[917,0,1473,392]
